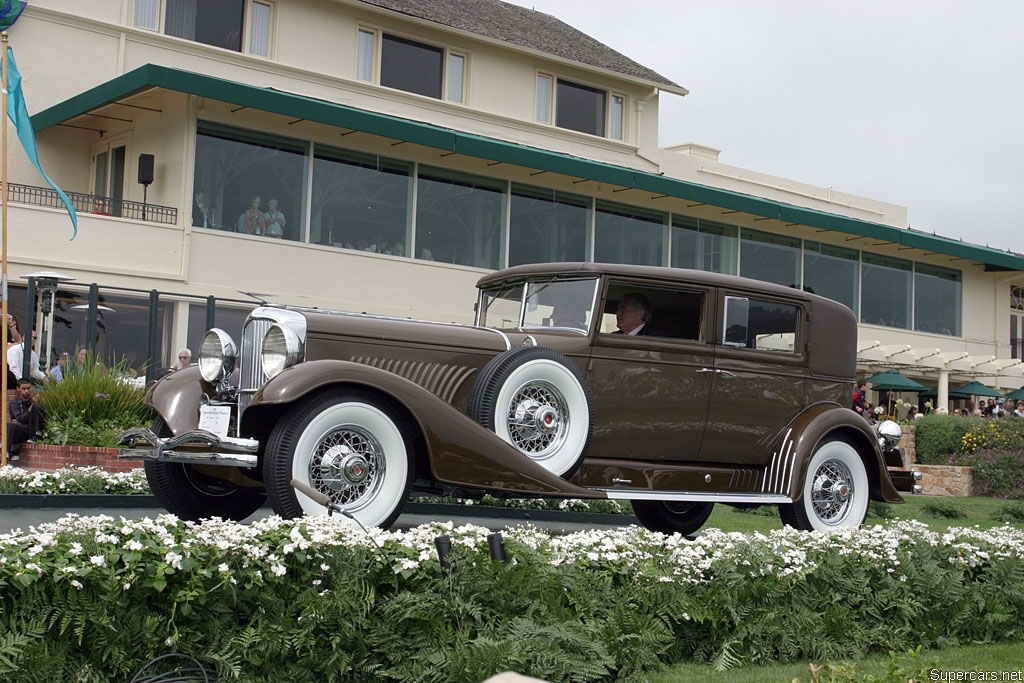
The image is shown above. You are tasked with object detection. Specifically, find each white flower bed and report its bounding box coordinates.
[0,465,149,495]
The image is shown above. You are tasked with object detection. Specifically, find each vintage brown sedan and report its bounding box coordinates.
[120,263,918,534]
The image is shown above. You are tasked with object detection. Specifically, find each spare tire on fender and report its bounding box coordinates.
[467,346,593,478]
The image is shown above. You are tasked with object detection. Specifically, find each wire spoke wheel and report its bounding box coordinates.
[467,346,593,478]
[780,438,868,532]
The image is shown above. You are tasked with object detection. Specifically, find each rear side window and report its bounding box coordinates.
[723,296,800,353]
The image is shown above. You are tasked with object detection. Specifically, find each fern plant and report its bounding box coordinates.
[38,351,154,447]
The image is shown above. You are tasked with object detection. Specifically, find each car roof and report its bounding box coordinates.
[477,262,822,304]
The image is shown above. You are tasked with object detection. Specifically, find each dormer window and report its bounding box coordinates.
[357,28,467,104]
[134,0,273,57]
[536,74,625,140]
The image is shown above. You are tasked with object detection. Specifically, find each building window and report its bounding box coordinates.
[536,76,620,138]
[415,167,505,268]
[135,0,272,56]
[557,79,605,136]
[356,29,376,81]
[914,264,961,336]
[446,53,466,103]
[357,31,466,102]
[509,185,589,267]
[536,74,552,123]
[803,241,859,312]
[192,123,306,239]
[740,228,801,288]
[135,0,160,29]
[1012,285,1024,311]
[310,146,412,255]
[671,216,737,274]
[609,94,624,141]
[1012,315,1023,360]
[860,254,911,329]
[594,201,665,266]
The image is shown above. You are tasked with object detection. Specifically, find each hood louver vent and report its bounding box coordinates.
[352,357,476,403]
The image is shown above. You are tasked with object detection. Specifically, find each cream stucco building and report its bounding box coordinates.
[4,0,1023,411]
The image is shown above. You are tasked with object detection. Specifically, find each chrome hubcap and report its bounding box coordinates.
[506,381,568,457]
[309,425,384,511]
[810,459,854,525]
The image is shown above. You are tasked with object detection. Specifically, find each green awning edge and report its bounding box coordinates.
[32,64,1024,272]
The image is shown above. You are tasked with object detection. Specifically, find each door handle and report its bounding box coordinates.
[715,369,737,378]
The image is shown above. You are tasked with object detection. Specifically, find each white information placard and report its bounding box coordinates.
[197,405,231,437]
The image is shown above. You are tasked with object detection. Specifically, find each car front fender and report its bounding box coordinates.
[765,402,904,504]
[248,360,606,499]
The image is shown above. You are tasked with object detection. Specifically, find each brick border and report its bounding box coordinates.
[12,443,141,473]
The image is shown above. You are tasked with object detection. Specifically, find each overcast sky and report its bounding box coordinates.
[506,0,1023,254]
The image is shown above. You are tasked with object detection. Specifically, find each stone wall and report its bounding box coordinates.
[11,443,140,473]
[894,424,975,496]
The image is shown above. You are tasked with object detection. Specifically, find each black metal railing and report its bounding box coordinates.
[5,182,178,225]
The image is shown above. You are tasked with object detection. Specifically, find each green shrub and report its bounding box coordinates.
[952,449,1024,499]
[961,417,1024,455]
[913,414,982,462]
[921,498,967,519]
[992,501,1024,524]
[38,353,154,448]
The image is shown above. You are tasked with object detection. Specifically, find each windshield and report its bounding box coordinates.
[478,277,599,333]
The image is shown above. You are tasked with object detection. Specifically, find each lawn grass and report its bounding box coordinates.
[644,640,1024,682]
[644,497,1024,682]
[702,494,1024,536]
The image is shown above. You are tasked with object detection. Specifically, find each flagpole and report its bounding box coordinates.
[1,31,9,468]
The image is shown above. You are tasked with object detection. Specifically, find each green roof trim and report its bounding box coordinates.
[32,65,1023,272]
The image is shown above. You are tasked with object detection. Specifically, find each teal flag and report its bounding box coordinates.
[6,46,77,238]
[0,1,25,32]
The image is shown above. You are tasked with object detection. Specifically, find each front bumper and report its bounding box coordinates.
[118,428,259,468]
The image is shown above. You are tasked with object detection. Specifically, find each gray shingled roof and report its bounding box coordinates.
[356,0,683,90]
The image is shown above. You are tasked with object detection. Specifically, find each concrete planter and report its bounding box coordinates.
[12,443,140,473]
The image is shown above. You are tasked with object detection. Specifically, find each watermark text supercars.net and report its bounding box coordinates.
[930,670,1022,682]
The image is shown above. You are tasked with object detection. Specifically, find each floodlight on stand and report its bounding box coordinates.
[22,270,75,374]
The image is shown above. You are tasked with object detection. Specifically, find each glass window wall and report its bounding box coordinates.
[594,201,665,266]
[740,228,801,287]
[508,185,589,266]
[803,241,859,311]
[415,167,505,268]
[310,147,412,255]
[861,254,912,329]
[193,124,306,241]
[671,216,738,274]
[914,264,961,336]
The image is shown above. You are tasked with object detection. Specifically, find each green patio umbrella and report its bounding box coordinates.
[919,386,971,400]
[954,381,1004,398]
[1004,387,1024,402]
[862,369,927,392]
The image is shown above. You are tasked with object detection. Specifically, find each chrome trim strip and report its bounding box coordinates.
[118,428,259,468]
[763,427,795,494]
[598,489,791,504]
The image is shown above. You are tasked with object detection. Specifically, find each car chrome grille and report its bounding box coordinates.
[351,357,476,403]
[238,317,273,426]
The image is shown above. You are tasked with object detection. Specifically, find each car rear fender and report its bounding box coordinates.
[766,402,904,504]
[248,360,605,499]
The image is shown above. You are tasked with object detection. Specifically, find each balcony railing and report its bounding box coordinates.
[5,182,178,225]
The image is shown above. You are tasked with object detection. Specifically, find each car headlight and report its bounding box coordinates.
[198,328,237,382]
[877,419,903,450]
[261,324,302,378]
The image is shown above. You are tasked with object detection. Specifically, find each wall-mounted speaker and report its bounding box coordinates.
[138,154,155,186]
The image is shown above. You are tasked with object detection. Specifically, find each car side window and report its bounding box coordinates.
[600,284,705,340]
[723,296,800,353]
